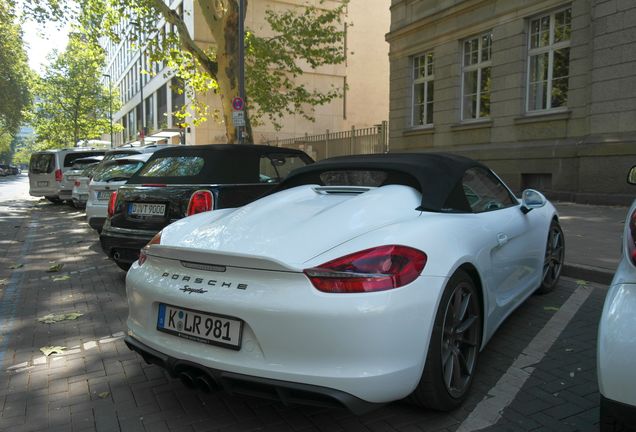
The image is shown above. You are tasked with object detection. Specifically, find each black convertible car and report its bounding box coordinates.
[100,144,313,270]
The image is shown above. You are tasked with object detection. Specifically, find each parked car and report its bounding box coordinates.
[64,156,104,208]
[100,144,313,270]
[29,149,106,202]
[597,165,636,432]
[0,164,19,175]
[103,144,176,162]
[124,152,564,413]
[86,154,152,232]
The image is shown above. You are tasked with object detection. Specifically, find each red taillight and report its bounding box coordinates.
[187,190,214,216]
[304,245,427,293]
[628,208,636,266]
[55,169,63,182]
[107,191,118,218]
[138,230,162,266]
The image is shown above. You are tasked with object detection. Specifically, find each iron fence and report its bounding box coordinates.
[267,121,388,161]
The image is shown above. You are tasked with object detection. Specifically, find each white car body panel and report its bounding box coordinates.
[85,179,127,226]
[598,200,636,407]
[127,180,558,405]
[72,177,90,204]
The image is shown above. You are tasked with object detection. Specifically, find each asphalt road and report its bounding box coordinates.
[0,175,605,431]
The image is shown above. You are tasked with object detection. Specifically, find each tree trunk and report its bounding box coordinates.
[198,0,253,144]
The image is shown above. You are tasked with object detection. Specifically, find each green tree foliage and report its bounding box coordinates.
[21,0,348,144]
[0,0,32,136]
[32,34,121,148]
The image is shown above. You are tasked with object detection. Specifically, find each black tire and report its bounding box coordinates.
[45,196,63,204]
[600,396,635,432]
[536,220,564,295]
[114,260,132,272]
[409,269,482,411]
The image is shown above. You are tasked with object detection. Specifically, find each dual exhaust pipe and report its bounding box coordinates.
[178,369,218,393]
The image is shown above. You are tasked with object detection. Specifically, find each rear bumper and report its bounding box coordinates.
[100,226,155,263]
[88,217,106,231]
[124,335,378,414]
[59,189,73,200]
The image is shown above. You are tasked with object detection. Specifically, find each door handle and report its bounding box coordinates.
[497,232,509,246]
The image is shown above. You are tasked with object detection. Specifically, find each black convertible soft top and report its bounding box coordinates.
[276,152,489,212]
[128,144,313,185]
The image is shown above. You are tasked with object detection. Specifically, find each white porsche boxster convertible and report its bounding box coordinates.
[124,153,564,413]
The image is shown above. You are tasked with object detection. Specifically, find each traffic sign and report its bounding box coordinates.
[232,110,245,127]
[232,97,244,111]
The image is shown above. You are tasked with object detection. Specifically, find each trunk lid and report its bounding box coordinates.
[165,184,422,266]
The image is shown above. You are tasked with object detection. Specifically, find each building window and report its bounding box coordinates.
[412,52,434,126]
[527,7,571,112]
[462,31,492,121]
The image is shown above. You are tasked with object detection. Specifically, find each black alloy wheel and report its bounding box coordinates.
[537,220,564,294]
[440,279,481,399]
[409,269,482,411]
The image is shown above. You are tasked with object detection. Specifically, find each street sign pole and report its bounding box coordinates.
[238,0,245,144]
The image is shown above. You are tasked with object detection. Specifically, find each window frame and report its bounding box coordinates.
[411,51,435,128]
[526,6,572,113]
[461,31,493,122]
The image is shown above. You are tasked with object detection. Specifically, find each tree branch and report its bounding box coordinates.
[150,0,218,79]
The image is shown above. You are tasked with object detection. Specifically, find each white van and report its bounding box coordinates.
[29,149,106,202]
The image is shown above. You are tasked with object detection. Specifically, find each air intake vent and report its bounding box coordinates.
[312,186,373,195]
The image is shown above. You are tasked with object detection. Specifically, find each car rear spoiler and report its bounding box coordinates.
[147,245,300,273]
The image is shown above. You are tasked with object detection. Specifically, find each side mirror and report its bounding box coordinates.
[628,166,636,185]
[520,189,547,214]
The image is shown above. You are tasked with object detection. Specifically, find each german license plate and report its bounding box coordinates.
[128,202,166,216]
[157,304,243,350]
[97,191,111,201]
[37,181,48,187]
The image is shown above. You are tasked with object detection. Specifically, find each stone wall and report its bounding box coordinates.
[387,0,636,205]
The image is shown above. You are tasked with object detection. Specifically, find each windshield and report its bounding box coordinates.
[93,161,145,182]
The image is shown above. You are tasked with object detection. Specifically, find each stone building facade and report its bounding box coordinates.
[387,0,636,205]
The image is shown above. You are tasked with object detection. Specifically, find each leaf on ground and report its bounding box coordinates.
[47,263,64,273]
[40,346,66,356]
[38,312,84,324]
[98,392,110,399]
[52,275,71,282]
[544,306,560,312]
[9,263,23,269]
[576,280,588,286]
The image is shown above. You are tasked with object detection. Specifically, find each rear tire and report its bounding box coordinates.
[536,220,564,295]
[409,269,482,411]
[114,260,132,272]
[600,396,635,432]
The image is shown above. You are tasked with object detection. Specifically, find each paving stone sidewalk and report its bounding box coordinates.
[0,199,606,432]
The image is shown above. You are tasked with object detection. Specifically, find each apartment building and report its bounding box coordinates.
[102,0,389,147]
[387,0,636,205]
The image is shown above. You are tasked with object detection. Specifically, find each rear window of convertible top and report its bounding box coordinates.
[136,156,205,178]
